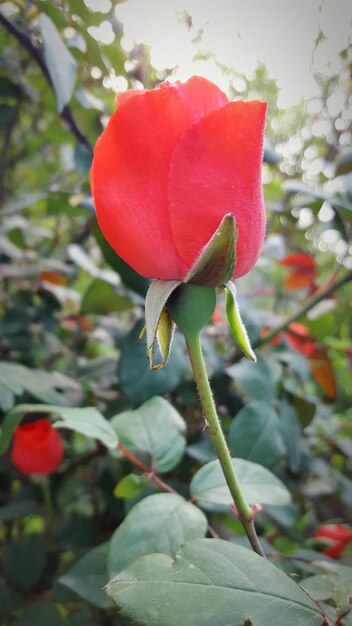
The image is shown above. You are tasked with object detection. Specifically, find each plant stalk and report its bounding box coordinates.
[185,332,265,557]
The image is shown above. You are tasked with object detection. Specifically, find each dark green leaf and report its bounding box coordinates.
[118,319,186,405]
[59,543,111,608]
[3,535,47,590]
[12,602,62,626]
[229,401,286,468]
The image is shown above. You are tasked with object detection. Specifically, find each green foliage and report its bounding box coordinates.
[0,1,351,625]
[107,539,324,626]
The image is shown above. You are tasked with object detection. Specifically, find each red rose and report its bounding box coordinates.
[11,419,64,475]
[91,77,266,281]
[313,524,352,558]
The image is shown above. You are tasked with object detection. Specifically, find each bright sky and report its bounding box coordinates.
[112,0,352,108]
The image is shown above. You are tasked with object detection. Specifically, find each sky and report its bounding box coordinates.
[110,0,352,108]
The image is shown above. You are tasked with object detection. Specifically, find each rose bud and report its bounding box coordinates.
[313,524,352,558]
[11,419,64,475]
[91,76,266,282]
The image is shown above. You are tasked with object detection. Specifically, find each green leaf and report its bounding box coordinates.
[0,361,72,406]
[226,354,281,402]
[0,499,38,521]
[111,396,186,473]
[299,575,334,602]
[108,494,207,577]
[59,543,111,609]
[107,539,324,626]
[145,279,180,369]
[114,474,147,499]
[0,579,17,622]
[225,281,256,361]
[3,535,47,590]
[185,214,237,287]
[39,14,77,112]
[229,402,286,468]
[12,602,62,626]
[81,278,132,314]
[0,404,117,455]
[277,400,301,473]
[190,458,291,511]
[118,319,186,405]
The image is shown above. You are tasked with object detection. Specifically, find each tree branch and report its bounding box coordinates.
[0,10,91,150]
[254,268,352,349]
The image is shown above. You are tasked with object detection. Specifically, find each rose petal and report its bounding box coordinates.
[91,77,228,279]
[168,100,266,279]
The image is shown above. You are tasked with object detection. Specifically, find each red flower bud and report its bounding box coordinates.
[91,77,266,281]
[313,524,352,558]
[11,419,64,475]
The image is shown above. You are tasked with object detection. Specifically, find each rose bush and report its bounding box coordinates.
[11,419,64,475]
[91,77,266,280]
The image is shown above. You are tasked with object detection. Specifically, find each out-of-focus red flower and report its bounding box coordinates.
[11,419,64,475]
[279,252,317,293]
[91,77,266,282]
[211,304,225,324]
[313,524,352,558]
[260,322,337,399]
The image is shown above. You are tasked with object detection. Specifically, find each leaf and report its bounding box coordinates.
[40,14,77,112]
[3,535,47,591]
[299,575,334,602]
[107,539,324,626]
[190,458,291,511]
[277,401,301,473]
[111,396,186,473]
[0,499,38,521]
[225,281,256,361]
[229,402,286,468]
[0,579,17,622]
[59,543,111,609]
[226,354,281,403]
[12,602,62,626]
[114,474,147,499]
[108,494,207,577]
[185,214,237,287]
[0,405,117,455]
[118,319,186,405]
[0,361,71,406]
[145,280,180,369]
[81,278,132,314]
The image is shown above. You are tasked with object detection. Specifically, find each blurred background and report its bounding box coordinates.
[0,1,352,625]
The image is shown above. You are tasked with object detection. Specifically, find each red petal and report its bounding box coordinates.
[168,101,266,279]
[115,88,146,109]
[91,77,228,279]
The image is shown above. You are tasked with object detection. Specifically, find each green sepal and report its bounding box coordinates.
[145,280,181,370]
[185,214,237,287]
[225,281,256,362]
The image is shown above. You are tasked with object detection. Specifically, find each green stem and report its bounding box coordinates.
[185,332,265,558]
[41,477,54,528]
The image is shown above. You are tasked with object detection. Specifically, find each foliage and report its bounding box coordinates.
[0,2,351,626]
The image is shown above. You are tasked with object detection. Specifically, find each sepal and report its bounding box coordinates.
[225,281,256,362]
[185,214,237,287]
[145,279,181,369]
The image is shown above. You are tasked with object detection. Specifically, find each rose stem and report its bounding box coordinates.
[185,331,265,558]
